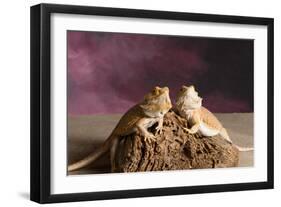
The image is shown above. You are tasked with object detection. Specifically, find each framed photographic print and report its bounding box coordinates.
[30,3,274,203]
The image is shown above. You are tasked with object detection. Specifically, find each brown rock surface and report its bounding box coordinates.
[114,111,239,172]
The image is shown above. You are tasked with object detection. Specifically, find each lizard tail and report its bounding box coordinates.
[220,128,254,151]
[219,128,233,144]
[68,135,116,172]
[220,128,254,152]
[234,145,254,151]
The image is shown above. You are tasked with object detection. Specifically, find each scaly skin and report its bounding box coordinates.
[175,85,253,151]
[68,86,172,172]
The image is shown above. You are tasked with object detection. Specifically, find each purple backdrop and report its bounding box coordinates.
[67,31,253,115]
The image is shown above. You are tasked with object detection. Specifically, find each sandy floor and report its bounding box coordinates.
[67,113,254,175]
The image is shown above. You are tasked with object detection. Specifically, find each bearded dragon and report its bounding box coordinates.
[175,85,253,151]
[68,86,172,172]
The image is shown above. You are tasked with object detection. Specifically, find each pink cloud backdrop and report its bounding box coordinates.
[67,31,253,115]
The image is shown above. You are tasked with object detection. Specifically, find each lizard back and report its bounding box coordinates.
[112,104,146,136]
[200,106,223,130]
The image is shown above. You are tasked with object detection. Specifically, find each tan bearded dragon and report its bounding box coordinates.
[68,86,172,172]
[175,85,253,151]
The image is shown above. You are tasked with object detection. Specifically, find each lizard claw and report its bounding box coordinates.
[155,126,163,134]
[175,115,186,123]
[182,127,192,134]
[144,133,156,143]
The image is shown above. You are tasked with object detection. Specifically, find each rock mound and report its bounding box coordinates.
[114,111,239,172]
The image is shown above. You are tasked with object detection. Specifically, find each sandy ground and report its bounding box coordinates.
[67,113,253,175]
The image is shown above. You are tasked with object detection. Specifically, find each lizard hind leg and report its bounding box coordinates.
[219,128,233,144]
[110,138,120,173]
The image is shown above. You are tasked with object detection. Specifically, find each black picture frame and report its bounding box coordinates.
[30,3,274,204]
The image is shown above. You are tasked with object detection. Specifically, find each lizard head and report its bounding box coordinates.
[176,85,202,110]
[140,86,172,117]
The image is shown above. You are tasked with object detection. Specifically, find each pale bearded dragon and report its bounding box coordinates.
[175,85,253,151]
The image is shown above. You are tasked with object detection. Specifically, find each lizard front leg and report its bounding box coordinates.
[182,114,201,134]
[136,118,156,143]
[175,116,186,125]
[155,117,163,134]
[182,123,200,134]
